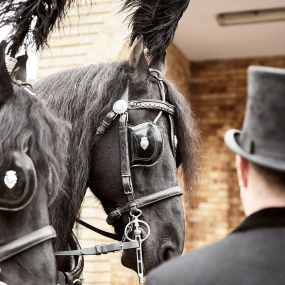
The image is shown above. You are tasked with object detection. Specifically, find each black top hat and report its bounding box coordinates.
[225,66,285,172]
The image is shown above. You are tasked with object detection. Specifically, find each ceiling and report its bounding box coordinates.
[174,0,285,61]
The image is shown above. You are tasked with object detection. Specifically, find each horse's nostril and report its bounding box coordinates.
[162,247,175,262]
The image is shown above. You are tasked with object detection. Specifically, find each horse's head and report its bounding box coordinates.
[0,41,68,283]
[88,39,198,273]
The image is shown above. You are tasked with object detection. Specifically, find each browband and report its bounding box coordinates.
[106,186,182,225]
[96,99,175,136]
[128,100,175,116]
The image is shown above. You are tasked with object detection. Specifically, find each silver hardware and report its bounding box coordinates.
[5,56,17,75]
[124,211,150,284]
[174,135,178,150]
[4,170,17,189]
[0,281,8,285]
[140,137,149,150]
[23,86,36,96]
[113,100,128,114]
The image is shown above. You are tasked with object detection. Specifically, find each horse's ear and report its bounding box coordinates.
[150,52,166,76]
[128,37,149,80]
[0,41,13,105]
[11,54,28,82]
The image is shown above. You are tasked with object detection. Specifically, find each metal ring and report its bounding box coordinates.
[130,208,142,218]
[124,220,150,243]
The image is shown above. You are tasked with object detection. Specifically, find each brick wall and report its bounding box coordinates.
[186,56,285,250]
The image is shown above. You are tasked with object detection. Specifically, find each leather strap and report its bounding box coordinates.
[128,100,175,116]
[55,240,139,256]
[119,113,135,201]
[76,218,118,240]
[0,225,56,262]
[107,186,182,225]
[56,233,84,285]
[96,111,117,135]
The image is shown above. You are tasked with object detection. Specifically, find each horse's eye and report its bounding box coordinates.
[129,122,163,168]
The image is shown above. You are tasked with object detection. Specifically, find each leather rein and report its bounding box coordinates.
[55,69,182,284]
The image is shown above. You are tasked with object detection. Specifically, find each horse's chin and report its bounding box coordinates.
[121,249,137,271]
[121,247,159,274]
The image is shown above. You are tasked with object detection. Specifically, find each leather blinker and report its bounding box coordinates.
[129,122,163,167]
[0,151,37,211]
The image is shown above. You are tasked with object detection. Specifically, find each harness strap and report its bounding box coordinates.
[76,218,118,240]
[0,225,56,262]
[107,186,182,225]
[128,100,175,116]
[119,113,135,202]
[55,240,139,256]
[56,232,84,285]
[96,111,117,135]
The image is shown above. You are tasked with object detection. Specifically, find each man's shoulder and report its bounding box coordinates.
[146,237,233,285]
[146,227,285,285]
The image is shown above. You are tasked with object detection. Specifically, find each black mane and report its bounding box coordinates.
[0,83,69,203]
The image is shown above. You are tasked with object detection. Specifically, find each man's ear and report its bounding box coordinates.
[150,52,166,76]
[236,155,249,189]
[0,41,13,106]
[128,37,149,82]
[11,54,28,82]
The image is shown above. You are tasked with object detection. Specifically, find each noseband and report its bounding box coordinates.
[57,69,182,284]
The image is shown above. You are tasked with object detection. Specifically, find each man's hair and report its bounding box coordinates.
[251,162,285,189]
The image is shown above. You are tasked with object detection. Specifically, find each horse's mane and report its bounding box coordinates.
[0,84,69,203]
[35,62,198,248]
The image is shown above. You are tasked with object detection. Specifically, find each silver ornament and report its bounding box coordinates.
[4,170,17,189]
[113,100,128,114]
[140,137,149,150]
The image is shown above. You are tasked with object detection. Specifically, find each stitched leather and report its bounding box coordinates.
[55,240,139,256]
[106,186,182,224]
[0,225,56,262]
[128,100,175,116]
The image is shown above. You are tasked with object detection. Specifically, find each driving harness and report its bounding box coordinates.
[0,151,56,282]
[0,63,57,282]
[56,69,182,284]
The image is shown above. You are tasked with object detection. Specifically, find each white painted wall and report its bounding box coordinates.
[174,0,285,60]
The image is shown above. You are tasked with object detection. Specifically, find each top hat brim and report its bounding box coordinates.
[225,129,285,172]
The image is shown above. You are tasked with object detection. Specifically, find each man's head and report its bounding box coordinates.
[236,155,285,216]
[225,66,285,215]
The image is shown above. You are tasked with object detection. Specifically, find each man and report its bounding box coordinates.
[145,66,285,285]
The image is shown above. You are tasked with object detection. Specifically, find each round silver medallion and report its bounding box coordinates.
[113,100,128,114]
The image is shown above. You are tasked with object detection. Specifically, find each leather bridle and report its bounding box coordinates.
[0,151,56,282]
[0,70,57,284]
[57,69,182,284]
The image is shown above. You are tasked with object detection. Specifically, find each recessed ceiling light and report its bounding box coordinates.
[217,7,285,26]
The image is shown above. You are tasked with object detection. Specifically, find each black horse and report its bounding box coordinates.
[35,40,199,277]
[0,41,69,284]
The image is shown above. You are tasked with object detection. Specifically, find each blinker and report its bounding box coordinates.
[129,122,163,167]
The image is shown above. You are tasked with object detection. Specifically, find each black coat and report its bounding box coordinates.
[146,207,285,285]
